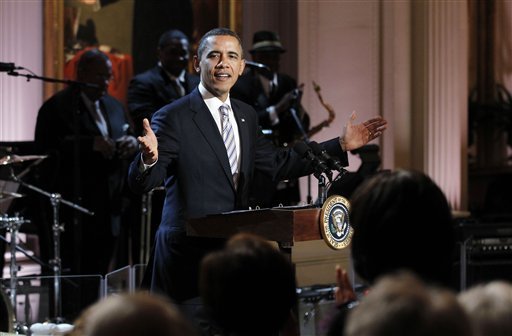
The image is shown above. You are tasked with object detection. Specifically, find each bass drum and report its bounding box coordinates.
[0,288,13,333]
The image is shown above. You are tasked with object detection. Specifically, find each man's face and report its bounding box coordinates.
[194,35,245,101]
[251,50,281,73]
[158,38,190,77]
[78,58,112,102]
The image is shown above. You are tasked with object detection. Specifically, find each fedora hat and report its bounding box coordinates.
[249,30,286,54]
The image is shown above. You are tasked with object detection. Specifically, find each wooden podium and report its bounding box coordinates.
[186,206,323,250]
[187,207,333,336]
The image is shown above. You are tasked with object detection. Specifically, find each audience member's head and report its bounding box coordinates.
[157,29,190,77]
[70,292,197,336]
[344,272,473,336]
[349,169,455,287]
[458,281,512,336]
[199,233,297,336]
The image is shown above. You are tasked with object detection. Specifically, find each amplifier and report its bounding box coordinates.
[456,218,512,289]
[467,237,512,259]
[297,285,336,336]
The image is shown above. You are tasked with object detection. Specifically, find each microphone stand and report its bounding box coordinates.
[289,91,316,205]
[6,70,99,89]
[1,214,26,333]
[316,175,327,207]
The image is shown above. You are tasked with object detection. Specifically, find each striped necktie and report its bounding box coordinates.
[219,104,238,179]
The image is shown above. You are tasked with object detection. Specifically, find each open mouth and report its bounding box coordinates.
[214,73,231,80]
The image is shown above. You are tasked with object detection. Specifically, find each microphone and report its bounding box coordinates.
[308,141,346,173]
[0,62,21,72]
[293,141,332,181]
[244,60,271,72]
[244,60,273,80]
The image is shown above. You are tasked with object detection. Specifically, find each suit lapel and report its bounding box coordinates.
[189,89,235,189]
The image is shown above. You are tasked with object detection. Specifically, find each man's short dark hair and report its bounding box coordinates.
[77,48,109,74]
[197,28,243,59]
[158,29,189,49]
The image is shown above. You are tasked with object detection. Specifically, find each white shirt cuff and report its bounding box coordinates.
[139,153,157,172]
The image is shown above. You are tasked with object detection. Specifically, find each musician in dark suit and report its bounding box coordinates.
[232,30,309,143]
[35,49,138,279]
[128,28,387,305]
[231,30,311,207]
[128,29,200,136]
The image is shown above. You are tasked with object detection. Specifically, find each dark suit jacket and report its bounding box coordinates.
[34,86,133,275]
[128,88,348,301]
[127,66,200,135]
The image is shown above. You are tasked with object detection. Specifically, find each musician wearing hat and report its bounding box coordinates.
[231,30,310,207]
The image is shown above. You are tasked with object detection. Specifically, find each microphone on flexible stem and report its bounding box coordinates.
[293,141,331,206]
[293,141,332,182]
[0,62,22,72]
[244,60,273,80]
[244,60,271,72]
[308,141,347,176]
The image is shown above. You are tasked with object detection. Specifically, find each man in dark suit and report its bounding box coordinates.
[35,49,138,317]
[231,30,311,207]
[128,29,200,136]
[127,29,199,267]
[128,28,387,305]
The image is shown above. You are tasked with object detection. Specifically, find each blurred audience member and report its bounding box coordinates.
[349,169,455,287]
[344,272,473,336]
[458,281,512,336]
[327,169,457,335]
[199,233,297,336]
[70,292,197,336]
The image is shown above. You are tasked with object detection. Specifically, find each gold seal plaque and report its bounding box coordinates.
[320,195,353,250]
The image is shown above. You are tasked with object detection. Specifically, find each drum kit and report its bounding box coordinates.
[0,153,93,333]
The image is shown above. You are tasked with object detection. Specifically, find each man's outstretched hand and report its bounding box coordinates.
[138,118,158,165]
[340,111,387,151]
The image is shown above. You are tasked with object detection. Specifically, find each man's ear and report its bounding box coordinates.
[193,56,200,72]
[239,59,246,76]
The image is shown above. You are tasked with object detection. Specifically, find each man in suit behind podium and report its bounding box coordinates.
[128,28,387,305]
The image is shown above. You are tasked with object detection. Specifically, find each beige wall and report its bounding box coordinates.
[0,1,43,141]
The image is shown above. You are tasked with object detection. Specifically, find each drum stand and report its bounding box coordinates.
[139,187,164,265]
[1,214,30,333]
[10,174,93,322]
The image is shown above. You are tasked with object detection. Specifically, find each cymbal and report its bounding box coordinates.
[0,155,47,166]
[0,191,24,203]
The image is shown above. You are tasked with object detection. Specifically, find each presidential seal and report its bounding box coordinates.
[319,195,353,250]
